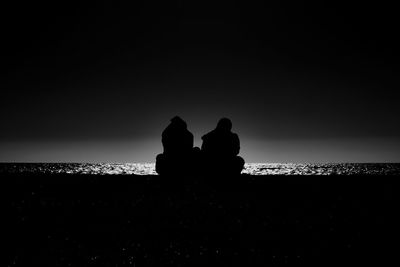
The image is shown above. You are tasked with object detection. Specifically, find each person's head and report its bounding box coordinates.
[170,116,187,129]
[216,118,232,132]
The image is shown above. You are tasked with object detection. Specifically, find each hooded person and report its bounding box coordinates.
[156,116,197,175]
[162,116,193,157]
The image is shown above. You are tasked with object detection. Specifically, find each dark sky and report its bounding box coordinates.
[1,1,399,163]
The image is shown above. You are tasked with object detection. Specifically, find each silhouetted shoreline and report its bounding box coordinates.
[4,173,396,265]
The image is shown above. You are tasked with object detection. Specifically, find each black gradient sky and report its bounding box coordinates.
[1,1,399,163]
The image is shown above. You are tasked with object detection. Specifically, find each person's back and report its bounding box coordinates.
[201,118,244,175]
[156,116,196,175]
[162,117,193,158]
[201,128,239,159]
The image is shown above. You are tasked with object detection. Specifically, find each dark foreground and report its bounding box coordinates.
[3,173,397,266]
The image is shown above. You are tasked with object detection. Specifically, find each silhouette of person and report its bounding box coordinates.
[162,116,193,157]
[156,116,199,175]
[201,118,245,175]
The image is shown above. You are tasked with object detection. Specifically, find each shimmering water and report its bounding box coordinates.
[1,163,399,175]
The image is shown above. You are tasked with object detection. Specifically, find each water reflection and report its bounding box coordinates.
[1,163,399,175]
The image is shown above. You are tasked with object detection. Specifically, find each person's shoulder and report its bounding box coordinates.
[231,132,239,139]
[186,129,194,137]
[202,131,213,140]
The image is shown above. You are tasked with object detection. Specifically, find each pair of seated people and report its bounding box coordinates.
[156,116,245,175]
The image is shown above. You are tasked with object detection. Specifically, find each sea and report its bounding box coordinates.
[1,163,399,175]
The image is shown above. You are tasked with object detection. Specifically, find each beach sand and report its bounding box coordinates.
[4,173,396,266]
